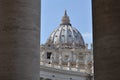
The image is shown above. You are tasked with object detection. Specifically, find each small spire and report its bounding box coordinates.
[61,10,71,25]
[64,10,67,16]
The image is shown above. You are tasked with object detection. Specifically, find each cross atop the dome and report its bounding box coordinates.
[61,10,71,25]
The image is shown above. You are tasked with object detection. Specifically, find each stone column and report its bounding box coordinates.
[59,54,62,69]
[41,53,45,66]
[50,54,54,67]
[85,52,89,73]
[76,59,80,71]
[67,59,71,70]
[71,51,74,62]
[92,0,120,80]
[0,0,40,80]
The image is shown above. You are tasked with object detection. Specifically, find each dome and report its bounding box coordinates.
[46,10,85,48]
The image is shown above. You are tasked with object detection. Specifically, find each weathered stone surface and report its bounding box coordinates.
[92,0,120,80]
[0,0,40,80]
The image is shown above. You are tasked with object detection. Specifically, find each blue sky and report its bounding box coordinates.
[41,0,92,47]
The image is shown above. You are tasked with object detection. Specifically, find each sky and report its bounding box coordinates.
[41,0,92,47]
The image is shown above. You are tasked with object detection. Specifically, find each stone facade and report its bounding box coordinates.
[40,11,93,80]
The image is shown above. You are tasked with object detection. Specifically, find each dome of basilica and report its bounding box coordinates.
[46,10,85,48]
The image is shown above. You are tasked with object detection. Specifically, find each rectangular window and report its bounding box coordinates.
[47,52,52,59]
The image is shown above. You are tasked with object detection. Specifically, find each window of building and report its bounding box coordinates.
[79,56,84,60]
[79,53,83,55]
[47,52,52,59]
[64,55,69,61]
[48,44,50,47]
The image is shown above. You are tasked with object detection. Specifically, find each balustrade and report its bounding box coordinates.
[40,58,89,73]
